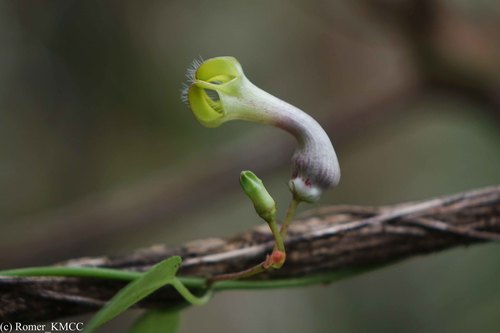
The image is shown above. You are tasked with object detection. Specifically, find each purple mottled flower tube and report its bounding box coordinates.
[183,56,340,202]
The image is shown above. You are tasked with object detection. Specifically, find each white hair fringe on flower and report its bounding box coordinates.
[182,56,340,283]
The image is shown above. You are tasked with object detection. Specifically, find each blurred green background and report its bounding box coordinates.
[1,1,500,332]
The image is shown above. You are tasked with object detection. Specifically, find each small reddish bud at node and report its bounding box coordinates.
[271,250,286,266]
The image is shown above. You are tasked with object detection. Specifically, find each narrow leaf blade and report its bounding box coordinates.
[128,310,180,333]
[84,256,182,333]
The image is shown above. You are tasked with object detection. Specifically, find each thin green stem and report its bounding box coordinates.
[0,266,142,280]
[171,278,212,305]
[0,263,391,291]
[206,261,267,285]
[212,269,364,290]
[268,217,285,252]
[280,198,300,238]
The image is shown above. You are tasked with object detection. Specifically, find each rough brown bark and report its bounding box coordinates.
[1,185,499,322]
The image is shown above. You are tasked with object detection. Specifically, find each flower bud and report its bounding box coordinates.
[239,170,276,223]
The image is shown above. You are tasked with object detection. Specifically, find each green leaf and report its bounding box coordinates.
[128,310,180,333]
[83,256,182,333]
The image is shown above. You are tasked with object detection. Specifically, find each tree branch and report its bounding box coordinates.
[1,185,499,322]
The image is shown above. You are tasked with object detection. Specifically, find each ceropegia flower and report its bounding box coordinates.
[182,56,340,202]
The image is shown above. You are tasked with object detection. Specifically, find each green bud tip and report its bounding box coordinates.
[239,170,276,222]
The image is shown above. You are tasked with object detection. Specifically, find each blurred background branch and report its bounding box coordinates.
[1,185,499,322]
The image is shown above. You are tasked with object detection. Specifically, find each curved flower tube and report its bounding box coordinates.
[182,56,340,202]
